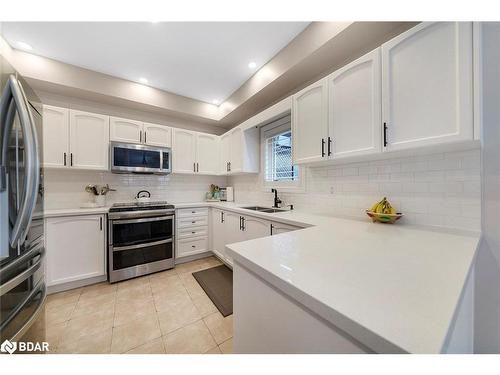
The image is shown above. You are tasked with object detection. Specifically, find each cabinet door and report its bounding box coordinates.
[271,221,300,235]
[172,128,197,174]
[211,209,226,260]
[143,123,172,147]
[69,110,110,170]
[110,116,142,144]
[42,105,69,168]
[242,216,270,241]
[196,133,219,175]
[292,79,329,164]
[229,128,243,173]
[223,211,243,267]
[328,49,382,158]
[220,133,231,174]
[46,215,106,286]
[382,22,473,151]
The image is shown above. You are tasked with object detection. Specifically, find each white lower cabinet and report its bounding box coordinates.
[176,208,210,259]
[242,215,270,241]
[271,221,301,235]
[45,214,106,287]
[210,208,301,267]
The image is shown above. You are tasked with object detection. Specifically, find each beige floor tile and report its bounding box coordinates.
[219,338,233,354]
[71,297,115,319]
[116,283,152,302]
[46,302,76,325]
[191,293,218,317]
[205,346,222,354]
[114,298,157,327]
[46,289,82,308]
[78,290,117,308]
[149,268,177,283]
[57,329,112,354]
[153,287,190,313]
[203,312,233,344]
[126,337,166,354]
[179,273,205,297]
[116,275,150,291]
[175,259,208,275]
[150,274,185,296]
[45,321,67,352]
[61,308,114,344]
[111,313,161,353]
[81,282,117,298]
[163,320,217,354]
[157,294,202,334]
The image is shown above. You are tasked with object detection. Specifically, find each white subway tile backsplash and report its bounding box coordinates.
[229,149,481,231]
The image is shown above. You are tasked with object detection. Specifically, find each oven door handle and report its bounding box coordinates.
[112,215,174,225]
[113,238,173,252]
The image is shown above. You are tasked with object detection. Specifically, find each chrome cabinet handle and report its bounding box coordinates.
[193,162,196,172]
[139,130,142,143]
[63,152,67,166]
[0,75,39,247]
[144,131,147,144]
[70,153,73,166]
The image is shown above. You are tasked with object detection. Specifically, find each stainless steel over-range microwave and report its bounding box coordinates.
[110,142,171,174]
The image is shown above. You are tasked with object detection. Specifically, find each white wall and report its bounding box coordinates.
[230,148,481,232]
[44,169,228,209]
[474,22,500,353]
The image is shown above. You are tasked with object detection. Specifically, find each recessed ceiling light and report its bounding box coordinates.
[139,77,148,84]
[248,61,257,69]
[212,99,220,105]
[16,41,33,51]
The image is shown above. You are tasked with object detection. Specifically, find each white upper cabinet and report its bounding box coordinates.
[292,78,329,164]
[172,128,197,173]
[382,22,473,151]
[196,133,219,175]
[229,127,243,173]
[109,117,142,144]
[42,105,69,168]
[42,106,109,171]
[143,122,172,147]
[219,126,259,175]
[328,49,382,158]
[110,117,172,147]
[70,110,110,170]
[220,132,231,173]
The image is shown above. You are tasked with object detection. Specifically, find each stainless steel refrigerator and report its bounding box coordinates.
[0,52,46,349]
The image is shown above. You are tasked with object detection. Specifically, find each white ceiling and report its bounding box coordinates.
[1,22,309,104]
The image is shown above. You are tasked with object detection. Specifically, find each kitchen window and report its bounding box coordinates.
[261,114,304,191]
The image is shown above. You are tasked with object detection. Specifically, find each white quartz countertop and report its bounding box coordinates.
[225,213,479,354]
[44,200,479,354]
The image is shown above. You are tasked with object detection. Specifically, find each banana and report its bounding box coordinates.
[369,197,397,215]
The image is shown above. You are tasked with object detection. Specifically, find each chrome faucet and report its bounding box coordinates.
[271,188,282,208]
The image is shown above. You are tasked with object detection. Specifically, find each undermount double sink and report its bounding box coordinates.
[241,206,286,213]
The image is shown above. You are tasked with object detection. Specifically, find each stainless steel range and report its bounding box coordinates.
[108,201,175,283]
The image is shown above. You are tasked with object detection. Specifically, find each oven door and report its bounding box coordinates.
[109,215,174,282]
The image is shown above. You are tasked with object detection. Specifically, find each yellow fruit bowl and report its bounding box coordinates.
[366,210,404,224]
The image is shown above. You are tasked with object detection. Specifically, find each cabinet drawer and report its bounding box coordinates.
[178,226,208,239]
[177,207,209,218]
[177,237,209,258]
[177,216,208,228]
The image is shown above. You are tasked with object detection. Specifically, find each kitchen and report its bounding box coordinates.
[0,5,499,370]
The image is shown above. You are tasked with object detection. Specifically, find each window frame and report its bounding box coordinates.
[260,114,306,193]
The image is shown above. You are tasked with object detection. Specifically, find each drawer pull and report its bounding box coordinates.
[192,221,196,224]
[192,231,195,234]
[191,245,196,248]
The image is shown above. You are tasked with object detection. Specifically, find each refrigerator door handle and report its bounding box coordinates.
[0,241,45,296]
[0,278,46,342]
[0,75,40,248]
